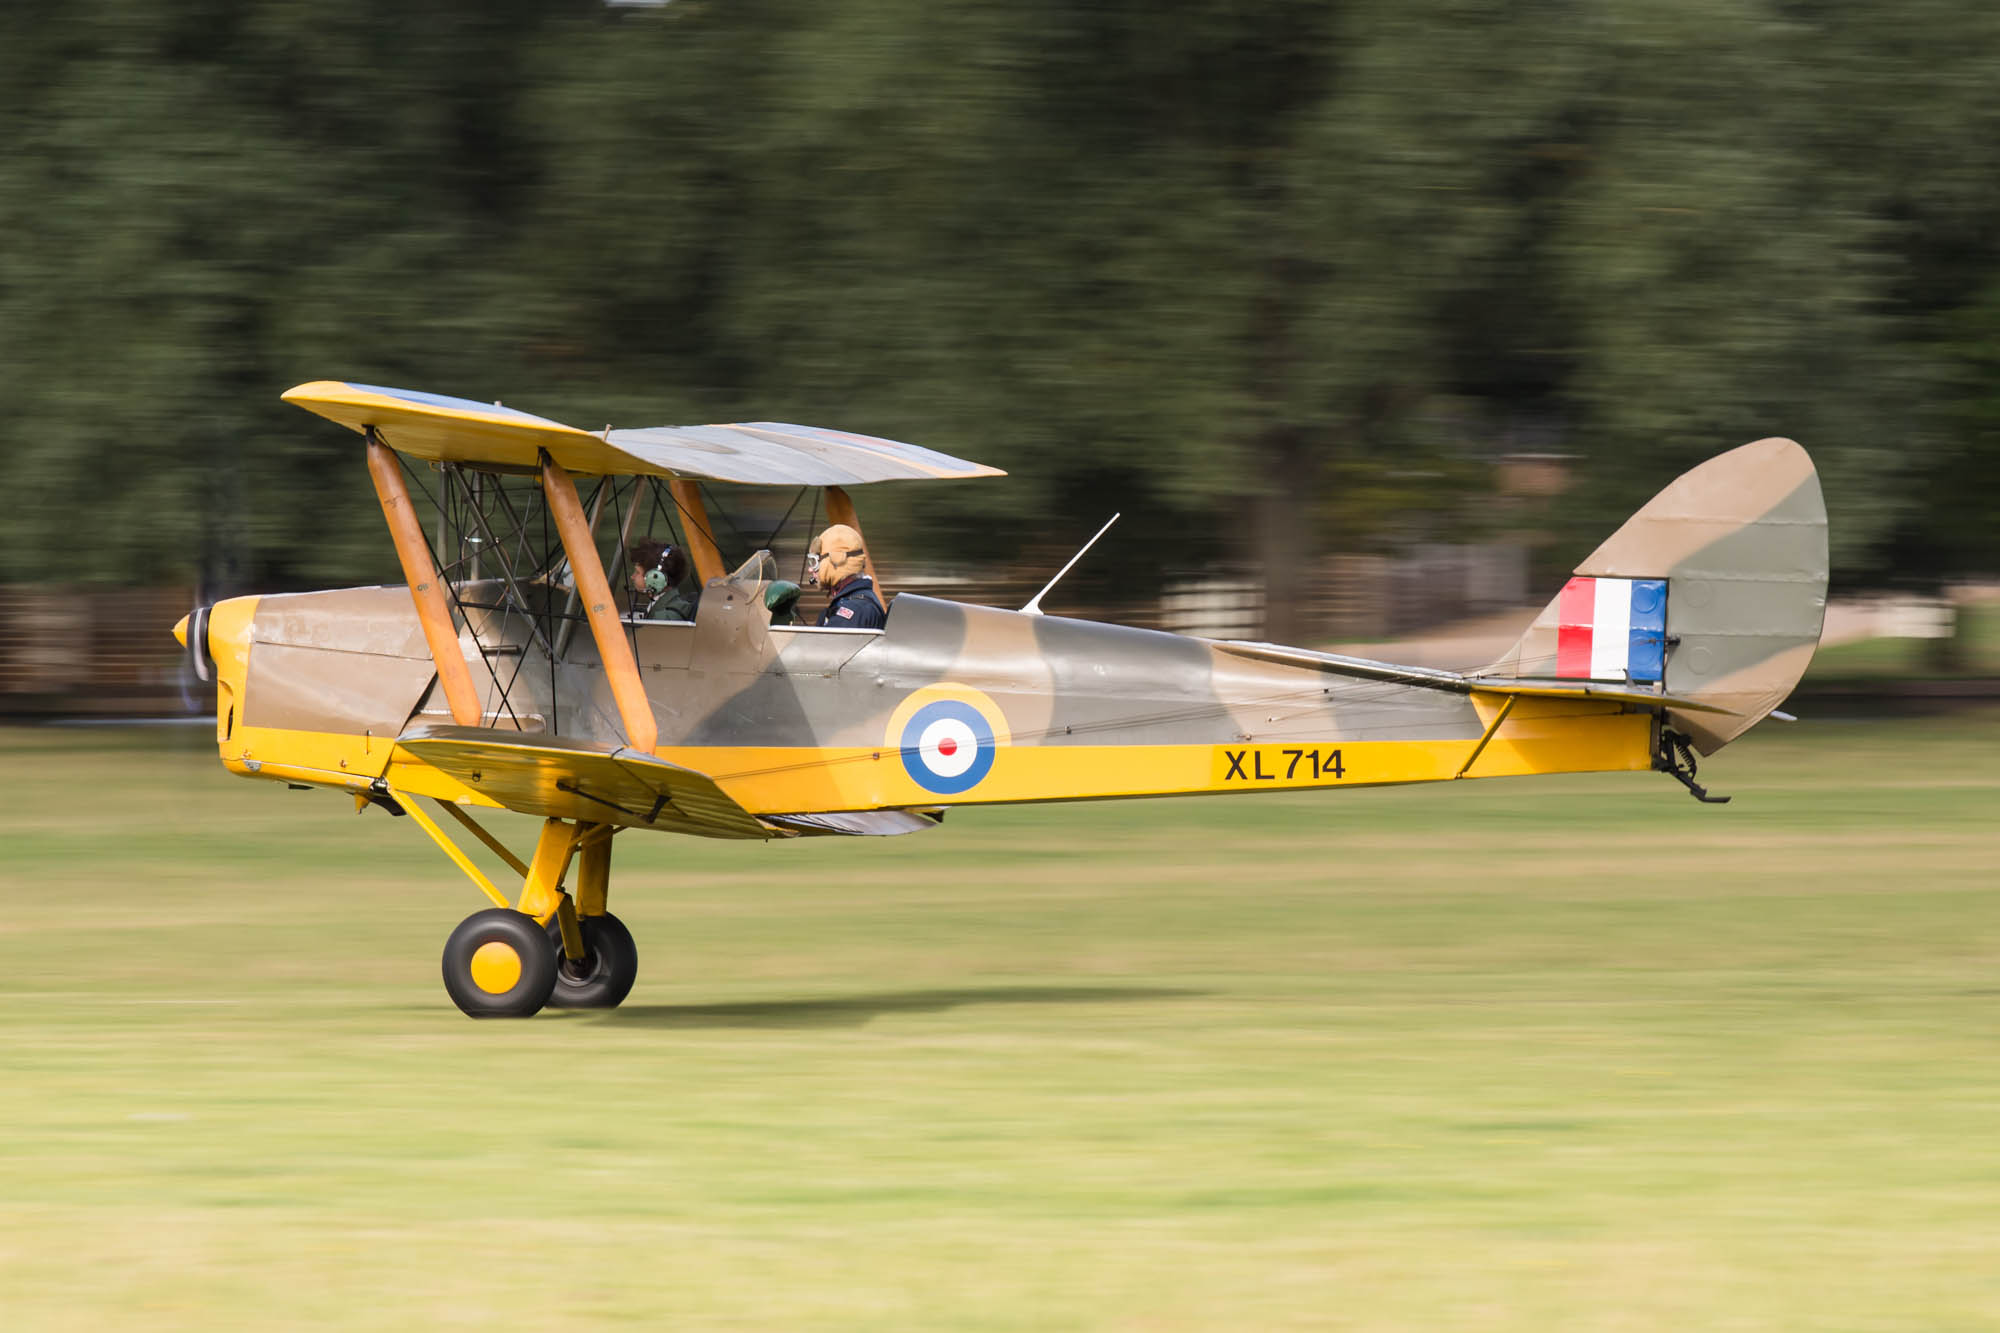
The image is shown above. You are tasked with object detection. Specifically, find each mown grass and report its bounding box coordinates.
[1,716,1997,1330]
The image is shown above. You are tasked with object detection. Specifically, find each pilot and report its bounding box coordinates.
[629,539,697,621]
[807,524,885,629]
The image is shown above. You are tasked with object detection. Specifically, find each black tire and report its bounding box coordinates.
[544,912,639,1010]
[441,909,559,1018]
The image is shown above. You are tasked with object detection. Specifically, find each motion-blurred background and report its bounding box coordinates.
[3,0,1998,709]
[8,10,2000,1327]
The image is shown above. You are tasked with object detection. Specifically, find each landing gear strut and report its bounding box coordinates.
[395,797,637,1018]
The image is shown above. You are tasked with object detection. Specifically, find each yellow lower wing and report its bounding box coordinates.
[394,727,774,840]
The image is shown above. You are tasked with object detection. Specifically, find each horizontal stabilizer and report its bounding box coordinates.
[393,727,773,839]
[1209,640,1731,713]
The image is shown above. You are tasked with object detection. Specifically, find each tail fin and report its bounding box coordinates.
[1486,439,1828,753]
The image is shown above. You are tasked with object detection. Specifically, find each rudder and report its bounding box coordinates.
[1486,439,1828,753]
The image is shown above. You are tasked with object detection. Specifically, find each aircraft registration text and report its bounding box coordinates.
[1215,745,1347,786]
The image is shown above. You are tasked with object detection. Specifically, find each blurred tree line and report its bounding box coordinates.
[3,0,1997,636]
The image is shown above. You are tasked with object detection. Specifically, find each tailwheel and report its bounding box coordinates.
[442,909,559,1018]
[544,912,638,1010]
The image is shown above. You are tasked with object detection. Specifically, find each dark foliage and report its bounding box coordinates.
[2,0,1995,597]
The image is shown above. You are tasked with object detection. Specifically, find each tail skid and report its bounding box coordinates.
[1656,728,1731,804]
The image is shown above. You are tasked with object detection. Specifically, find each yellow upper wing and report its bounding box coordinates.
[284,381,1003,484]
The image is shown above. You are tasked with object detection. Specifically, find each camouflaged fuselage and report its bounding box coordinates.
[212,579,1647,829]
[203,438,1823,832]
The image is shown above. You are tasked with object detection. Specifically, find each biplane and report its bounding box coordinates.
[176,382,1827,1017]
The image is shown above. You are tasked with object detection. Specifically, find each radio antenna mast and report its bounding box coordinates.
[1021,513,1121,616]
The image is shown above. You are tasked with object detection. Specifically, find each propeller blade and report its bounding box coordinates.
[187,603,211,683]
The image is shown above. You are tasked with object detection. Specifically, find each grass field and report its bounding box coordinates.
[2,716,1998,1331]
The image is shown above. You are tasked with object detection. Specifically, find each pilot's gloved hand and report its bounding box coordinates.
[765,579,801,625]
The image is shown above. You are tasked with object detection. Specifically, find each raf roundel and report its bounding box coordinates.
[898,699,997,795]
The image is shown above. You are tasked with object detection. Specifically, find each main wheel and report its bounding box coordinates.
[442,909,559,1018]
[544,912,639,1010]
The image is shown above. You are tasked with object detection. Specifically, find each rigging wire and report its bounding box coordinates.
[701,480,750,558]
[401,457,520,730]
[759,485,808,551]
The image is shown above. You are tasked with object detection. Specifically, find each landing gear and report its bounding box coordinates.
[442,908,559,1018]
[391,796,638,1018]
[545,912,639,1009]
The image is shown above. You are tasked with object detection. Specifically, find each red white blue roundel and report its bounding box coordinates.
[899,699,997,795]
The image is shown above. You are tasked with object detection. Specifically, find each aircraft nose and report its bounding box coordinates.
[173,613,190,648]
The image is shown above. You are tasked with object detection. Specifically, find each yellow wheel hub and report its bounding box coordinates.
[468,941,523,994]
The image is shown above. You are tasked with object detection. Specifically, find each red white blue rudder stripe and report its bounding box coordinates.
[1556,577,1666,682]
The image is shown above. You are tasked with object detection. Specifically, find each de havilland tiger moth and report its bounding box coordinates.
[173,382,1828,1017]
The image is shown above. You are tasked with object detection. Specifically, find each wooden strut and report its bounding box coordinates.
[823,485,883,596]
[540,454,660,753]
[558,475,646,661]
[668,478,727,587]
[550,472,613,662]
[365,431,482,726]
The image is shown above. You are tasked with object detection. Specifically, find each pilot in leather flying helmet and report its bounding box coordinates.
[807,524,885,629]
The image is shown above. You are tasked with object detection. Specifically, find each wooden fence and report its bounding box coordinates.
[0,585,199,717]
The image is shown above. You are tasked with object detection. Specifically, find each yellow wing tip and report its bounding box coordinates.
[280,379,349,404]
